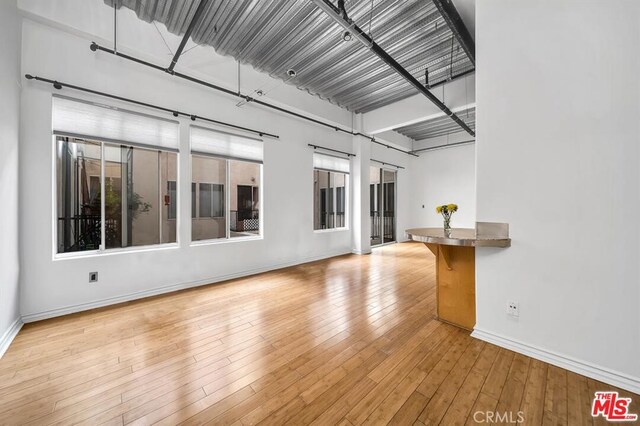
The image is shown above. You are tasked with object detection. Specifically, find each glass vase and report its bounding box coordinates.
[443,218,452,237]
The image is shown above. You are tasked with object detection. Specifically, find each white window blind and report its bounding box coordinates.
[313,152,350,173]
[190,125,263,163]
[52,95,179,150]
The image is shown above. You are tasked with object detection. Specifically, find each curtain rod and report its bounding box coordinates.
[24,74,279,139]
[370,158,405,169]
[308,144,355,157]
[89,42,418,157]
[410,139,475,154]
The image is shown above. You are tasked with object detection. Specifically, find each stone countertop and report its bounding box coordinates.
[405,226,511,248]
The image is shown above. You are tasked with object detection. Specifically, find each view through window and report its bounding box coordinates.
[56,136,177,253]
[313,152,349,230]
[190,126,263,242]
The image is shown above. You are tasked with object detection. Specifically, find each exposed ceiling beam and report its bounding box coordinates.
[167,0,209,72]
[310,0,475,137]
[432,0,475,66]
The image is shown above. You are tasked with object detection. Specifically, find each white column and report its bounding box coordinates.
[351,113,371,255]
[179,117,191,247]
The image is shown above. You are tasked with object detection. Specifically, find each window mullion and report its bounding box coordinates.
[226,159,231,239]
[333,172,337,229]
[158,151,162,244]
[100,142,106,250]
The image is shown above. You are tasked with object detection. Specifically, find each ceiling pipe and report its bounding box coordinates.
[167,0,209,72]
[411,139,475,154]
[308,143,355,157]
[431,0,475,66]
[24,74,279,139]
[310,0,475,137]
[370,158,405,169]
[89,42,419,157]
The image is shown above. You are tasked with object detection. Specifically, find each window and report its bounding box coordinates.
[199,183,224,218]
[53,96,179,254]
[230,161,261,238]
[56,137,178,252]
[313,153,349,230]
[190,126,263,242]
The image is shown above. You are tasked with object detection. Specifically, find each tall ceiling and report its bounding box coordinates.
[107,0,475,114]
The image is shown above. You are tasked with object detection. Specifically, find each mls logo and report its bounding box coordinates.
[592,391,638,421]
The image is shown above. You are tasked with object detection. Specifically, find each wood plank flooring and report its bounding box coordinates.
[0,242,637,425]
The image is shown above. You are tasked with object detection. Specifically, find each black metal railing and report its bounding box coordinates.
[318,212,346,229]
[230,210,259,233]
[370,211,395,241]
[57,215,120,252]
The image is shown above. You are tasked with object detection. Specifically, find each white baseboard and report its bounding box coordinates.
[0,318,23,359]
[472,328,640,395]
[22,250,352,323]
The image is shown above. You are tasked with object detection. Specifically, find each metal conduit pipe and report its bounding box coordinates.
[24,74,279,139]
[310,0,475,138]
[89,42,419,157]
[410,139,475,154]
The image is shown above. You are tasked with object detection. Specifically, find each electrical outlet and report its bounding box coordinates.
[506,300,519,317]
[89,272,98,283]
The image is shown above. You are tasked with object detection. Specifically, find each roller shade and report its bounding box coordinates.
[313,152,350,173]
[190,125,263,163]
[52,95,179,150]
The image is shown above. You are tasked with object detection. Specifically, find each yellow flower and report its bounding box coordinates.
[447,204,458,212]
[436,206,442,213]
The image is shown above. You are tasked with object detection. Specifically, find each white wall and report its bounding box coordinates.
[408,143,476,230]
[17,5,410,320]
[475,0,640,392]
[0,0,22,355]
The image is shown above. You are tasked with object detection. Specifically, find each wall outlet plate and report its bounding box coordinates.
[507,300,519,317]
[89,272,98,283]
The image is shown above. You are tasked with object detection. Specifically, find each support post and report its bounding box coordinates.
[351,113,371,255]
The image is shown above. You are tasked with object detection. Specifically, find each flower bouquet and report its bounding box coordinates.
[436,204,458,236]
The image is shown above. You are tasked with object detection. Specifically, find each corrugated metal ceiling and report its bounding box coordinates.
[107,0,474,114]
[396,106,475,141]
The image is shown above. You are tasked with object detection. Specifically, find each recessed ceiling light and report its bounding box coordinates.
[287,69,297,77]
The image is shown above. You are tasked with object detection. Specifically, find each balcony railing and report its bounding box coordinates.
[57,215,119,252]
[230,210,259,233]
[318,212,345,229]
[371,211,395,241]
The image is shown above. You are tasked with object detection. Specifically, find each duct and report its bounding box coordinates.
[105,0,475,113]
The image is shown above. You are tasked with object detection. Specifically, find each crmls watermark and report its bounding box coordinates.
[592,391,638,422]
[473,411,525,423]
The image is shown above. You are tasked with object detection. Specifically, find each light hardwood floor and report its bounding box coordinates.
[0,242,637,425]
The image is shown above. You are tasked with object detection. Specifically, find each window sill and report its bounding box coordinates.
[190,235,263,247]
[53,242,180,261]
[313,227,349,234]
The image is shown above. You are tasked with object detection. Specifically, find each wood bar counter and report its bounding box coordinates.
[406,223,510,330]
